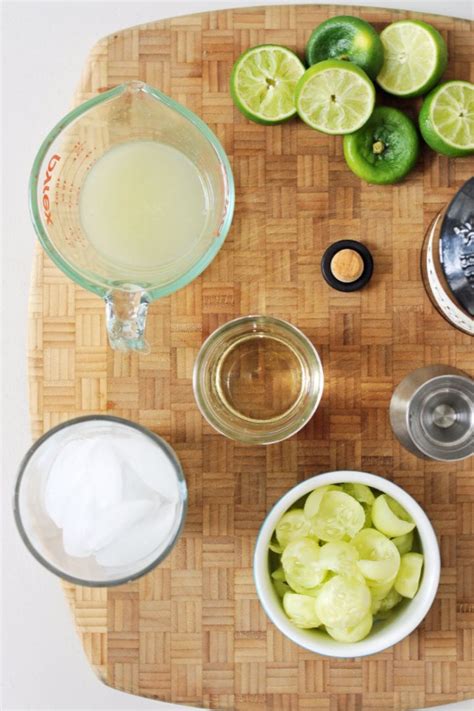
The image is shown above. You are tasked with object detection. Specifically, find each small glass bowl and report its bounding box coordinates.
[13,416,187,587]
[193,315,324,445]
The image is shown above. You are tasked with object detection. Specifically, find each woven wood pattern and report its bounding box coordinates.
[28,5,474,709]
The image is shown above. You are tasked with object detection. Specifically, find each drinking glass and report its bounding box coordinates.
[14,416,187,586]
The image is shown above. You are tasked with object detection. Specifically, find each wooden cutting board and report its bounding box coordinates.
[28,5,474,709]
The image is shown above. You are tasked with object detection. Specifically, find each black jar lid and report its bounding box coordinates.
[321,240,373,292]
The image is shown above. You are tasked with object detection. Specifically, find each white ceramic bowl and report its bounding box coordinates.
[253,470,440,658]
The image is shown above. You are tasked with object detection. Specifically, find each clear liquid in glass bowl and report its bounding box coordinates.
[193,316,324,445]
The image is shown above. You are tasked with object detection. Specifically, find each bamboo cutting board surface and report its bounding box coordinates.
[28,5,474,709]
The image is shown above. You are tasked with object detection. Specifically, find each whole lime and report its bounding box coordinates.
[306,15,384,79]
[343,106,420,184]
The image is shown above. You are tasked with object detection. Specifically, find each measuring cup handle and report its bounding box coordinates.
[105,289,150,353]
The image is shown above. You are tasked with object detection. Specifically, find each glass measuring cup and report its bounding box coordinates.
[29,81,234,352]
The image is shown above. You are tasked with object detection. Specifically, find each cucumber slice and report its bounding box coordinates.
[326,612,373,642]
[311,491,365,542]
[318,541,360,576]
[271,566,286,582]
[269,537,283,554]
[276,509,317,549]
[372,494,415,537]
[369,577,396,601]
[281,537,326,588]
[395,552,424,599]
[352,528,400,582]
[363,504,373,529]
[386,496,413,522]
[358,558,398,582]
[273,580,291,599]
[285,574,326,597]
[315,574,371,628]
[371,597,382,614]
[378,587,402,612]
[342,483,375,506]
[392,530,414,556]
[304,485,341,519]
[374,609,392,621]
[283,592,322,628]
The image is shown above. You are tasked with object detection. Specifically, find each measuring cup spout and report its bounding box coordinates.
[105,288,150,353]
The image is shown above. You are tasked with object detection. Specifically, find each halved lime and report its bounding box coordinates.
[377,20,447,98]
[230,44,305,124]
[306,15,384,79]
[343,106,420,184]
[419,80,474,157]
[296,59,375,135]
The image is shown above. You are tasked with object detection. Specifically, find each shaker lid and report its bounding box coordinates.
[440,177,474,316]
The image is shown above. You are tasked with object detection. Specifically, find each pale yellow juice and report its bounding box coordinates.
[79,140,208,269]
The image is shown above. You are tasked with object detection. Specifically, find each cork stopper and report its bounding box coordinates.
[321,239,373,293]
[330,249,364,283]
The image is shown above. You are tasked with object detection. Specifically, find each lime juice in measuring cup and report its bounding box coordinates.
[30,81,234,352]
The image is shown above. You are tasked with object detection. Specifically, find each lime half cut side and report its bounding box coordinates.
[230,44,305,124]
[419,80,474,157]
[377,20,447,98]
[296,59,375,135]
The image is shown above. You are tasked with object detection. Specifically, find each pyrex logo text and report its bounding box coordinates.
[42,154,61,225]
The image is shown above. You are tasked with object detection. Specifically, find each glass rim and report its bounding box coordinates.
[192,315,325,445]
[29,81,235,301]
[13,415,188,587]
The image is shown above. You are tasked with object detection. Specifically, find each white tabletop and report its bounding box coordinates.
[2,1,473,709]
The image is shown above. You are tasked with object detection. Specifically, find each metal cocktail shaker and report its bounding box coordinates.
[390,365,474,461]
[421,178,474,336]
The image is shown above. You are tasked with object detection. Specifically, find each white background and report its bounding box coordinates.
[1,1,473,709]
